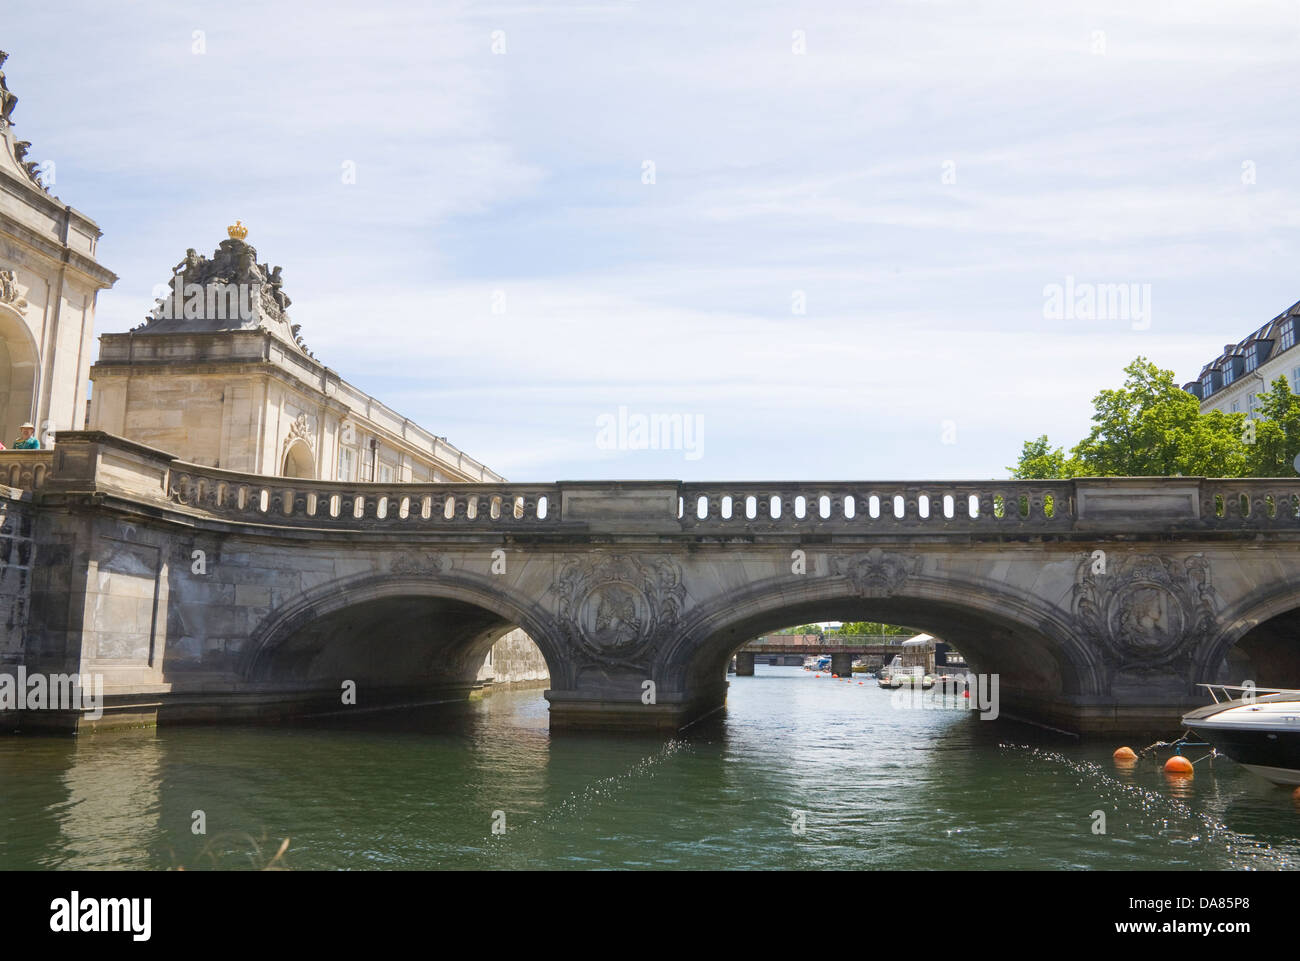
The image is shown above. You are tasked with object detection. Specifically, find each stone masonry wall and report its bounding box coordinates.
[0,493,34,665]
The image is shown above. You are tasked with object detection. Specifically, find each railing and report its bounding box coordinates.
[1199,481,1300,529]
[167,465,562,528]
[676,481,1076,531]
[0,450,55,492]
[37,433,1300,534]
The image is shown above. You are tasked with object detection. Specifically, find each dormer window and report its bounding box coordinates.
[1223,361,1236,385]
[1244,344,1258,372]
[1282,320,1295,351]
[1202,371,1216,394]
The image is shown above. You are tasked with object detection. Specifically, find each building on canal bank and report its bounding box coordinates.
[88,223,502,485]
[1184,295,1300,414]
[0,49,548,696]
[0,51,117,450]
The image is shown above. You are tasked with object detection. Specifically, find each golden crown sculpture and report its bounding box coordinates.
[227,220,248,241]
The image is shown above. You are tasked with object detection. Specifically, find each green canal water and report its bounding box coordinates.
[2,665,1299,870]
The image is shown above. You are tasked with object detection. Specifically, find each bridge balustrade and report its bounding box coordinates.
[167,467,562,528]
[675,482,1076,531]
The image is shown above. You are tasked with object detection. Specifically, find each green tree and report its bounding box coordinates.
[1012,357,1248,478]
[1009,435,1075,479]
[1244,376,1300,476]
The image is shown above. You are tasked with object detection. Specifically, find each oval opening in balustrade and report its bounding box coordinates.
[306,492,319,516]
[1239,493,1250,518]
[993,494,1006,518]
[818,495,831,519]
[868,495,880,519]
[444,495,456,520]
[794,496,806,519]
[513,496,525,520]
[1213,494,1224,518]
[399,496,410,519]
[329,493,341,517]
[1265,495,1276,519]
[236,486,248,510]
[33,463,47,488]
[217,483,228,507]
[1043,494,1055,519]
[746,495,757,519]
[537,495,549,520]
[844,495,855,519]
[892,494,904,518]
[467,496,480,520]
[420,495,432,519]
[1017,494,1030,519]
[968,494,980,518]
[677,496,684,520]
[196,479,207,503]
[377,496,389,520]
[697,495,708,520]
[281,491,293,515]
[353,496,365,519]
[6,465,17,486]
[769,495,782,519]
[489,495,502,520]
[258,489,270,513]
[721,495,733,519]
[918,495,930,519]
[943,494,955,518]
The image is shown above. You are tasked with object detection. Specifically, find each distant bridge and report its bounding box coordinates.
[736,634,915,674]
[4,431,1300,737]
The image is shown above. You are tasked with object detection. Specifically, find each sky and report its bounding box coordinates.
[5,1,1300,481]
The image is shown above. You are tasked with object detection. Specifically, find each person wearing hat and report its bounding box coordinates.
[13,422,40,449]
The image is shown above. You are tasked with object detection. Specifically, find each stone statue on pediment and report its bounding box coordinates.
[0,51,17,125]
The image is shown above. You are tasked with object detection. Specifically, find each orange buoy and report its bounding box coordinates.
[1164,755,1194,776]
[832,673,838,678]
[1113,746,1138,761]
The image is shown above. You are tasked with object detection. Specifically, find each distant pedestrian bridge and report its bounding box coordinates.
[4,432,1300,737]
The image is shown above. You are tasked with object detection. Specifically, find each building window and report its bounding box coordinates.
[337,447,356,482]
[1230,400,1240,413]
[1202,372,1214,394]
[379,463,394,484]
[1223,362,1235,385]
[1292,367,1300,395]
[1244,345,1258,373]
[1282,320,1295,351]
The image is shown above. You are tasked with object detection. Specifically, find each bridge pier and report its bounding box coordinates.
[735,652,755,676]
[830,652,854,678]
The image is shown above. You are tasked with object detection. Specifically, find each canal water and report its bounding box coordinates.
[2,665,1298,870]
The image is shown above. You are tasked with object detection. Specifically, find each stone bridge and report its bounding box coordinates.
[4,431,1300,737]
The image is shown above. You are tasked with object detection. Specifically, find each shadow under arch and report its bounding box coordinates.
[1194,586,1300,690]
[656,572,1106,701]
[241,571,566,694]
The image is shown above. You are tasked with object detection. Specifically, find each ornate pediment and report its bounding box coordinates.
[134,224,315,359]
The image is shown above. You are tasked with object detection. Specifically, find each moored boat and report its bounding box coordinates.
[1181,684,1300,786]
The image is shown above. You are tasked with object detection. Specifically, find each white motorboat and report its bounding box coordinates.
[1181,684,1300,786]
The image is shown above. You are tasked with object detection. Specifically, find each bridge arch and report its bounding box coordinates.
[241,572,567,694]
[1194,584,1300,691]
[656,571,1106,703]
